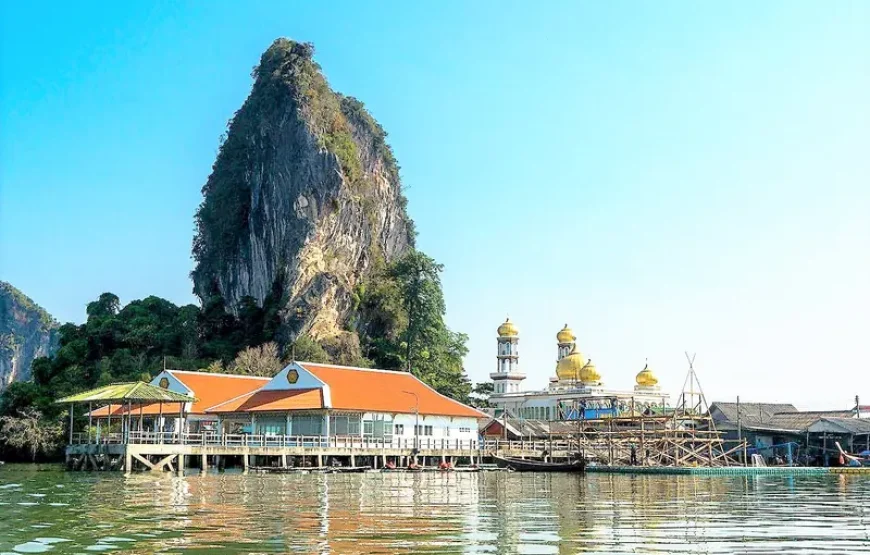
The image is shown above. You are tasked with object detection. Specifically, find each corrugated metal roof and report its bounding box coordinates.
[807,418,870,435]
[710,402,798,429]
[56,382,193,404]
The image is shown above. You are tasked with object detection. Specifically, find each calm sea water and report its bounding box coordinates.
[0,465,869,554]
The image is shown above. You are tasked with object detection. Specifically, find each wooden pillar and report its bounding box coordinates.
[640,415,646,466]
[68,404,74,444]
[608,419,614,465]
[88,402,93,444]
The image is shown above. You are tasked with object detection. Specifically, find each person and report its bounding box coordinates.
[385,459,396,470]
[630,444,637,466]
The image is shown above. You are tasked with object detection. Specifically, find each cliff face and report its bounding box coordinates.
[0,282,59,388]
[191,39,413,344]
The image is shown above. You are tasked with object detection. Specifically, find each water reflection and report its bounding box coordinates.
[0,466,869,554]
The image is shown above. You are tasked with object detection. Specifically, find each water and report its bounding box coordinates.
[1,465,869,554]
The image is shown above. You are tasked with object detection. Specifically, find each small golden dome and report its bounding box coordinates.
[555,344,587,381]
[636,361,658,387]
[497,318,519,337]
[579,359,602,385]
[556,324,575,344]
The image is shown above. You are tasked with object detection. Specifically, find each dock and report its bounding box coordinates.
[64,432,566,473]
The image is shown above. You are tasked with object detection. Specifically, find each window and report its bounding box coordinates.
[330,414,362,436]
[395,424,404,436]
[414,425,433,436]
[292,415,323,436]
[458,427,471,433]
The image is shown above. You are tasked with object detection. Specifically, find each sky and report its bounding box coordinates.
[1,2,868,410]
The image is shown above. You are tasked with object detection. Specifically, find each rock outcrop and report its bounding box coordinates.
[0,282,59,388]
[191,39,413,345]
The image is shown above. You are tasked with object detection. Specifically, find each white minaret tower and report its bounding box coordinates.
[491,318,525,394]
[556,324,576,361]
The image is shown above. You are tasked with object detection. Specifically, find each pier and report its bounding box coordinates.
[64,432,576,473]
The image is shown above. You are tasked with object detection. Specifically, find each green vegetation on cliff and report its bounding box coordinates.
[0,251,475,426]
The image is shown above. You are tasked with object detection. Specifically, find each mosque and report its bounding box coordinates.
[489,318,669,421]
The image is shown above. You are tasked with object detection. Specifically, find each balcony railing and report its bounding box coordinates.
[68,432,573,453]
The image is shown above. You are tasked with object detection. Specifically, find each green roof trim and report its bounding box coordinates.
[55,382,194,404]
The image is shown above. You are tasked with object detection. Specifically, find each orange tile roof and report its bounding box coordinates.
[89,401,185,417]
[206,389,323,413]
[301,363,486,418]
[89,370,269,417]
[170,370,269,414]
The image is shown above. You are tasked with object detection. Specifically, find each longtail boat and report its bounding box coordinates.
[492,455,584,472]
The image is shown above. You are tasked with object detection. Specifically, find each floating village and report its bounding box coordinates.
[58,318,870,476]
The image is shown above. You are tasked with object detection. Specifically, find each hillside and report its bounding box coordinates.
[192,39,414,360]
[0,282,59,388]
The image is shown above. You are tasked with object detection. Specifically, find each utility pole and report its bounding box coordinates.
[737,395,745,466]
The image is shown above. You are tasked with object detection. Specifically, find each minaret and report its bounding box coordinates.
[491,318,525,394]
[556,324,576,361]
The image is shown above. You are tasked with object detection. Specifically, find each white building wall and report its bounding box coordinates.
[391,414,479,441]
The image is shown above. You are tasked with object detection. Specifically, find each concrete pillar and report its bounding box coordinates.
[441,455,446,463]
[242,452,249,474]
[201,454,208,473]
[124,451,132,474]
[177,454,184,476]
[350,454,356,467]
[281,454,287,468]
[317,454,323,467]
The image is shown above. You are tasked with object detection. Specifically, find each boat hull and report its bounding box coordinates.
[492,455,584,472]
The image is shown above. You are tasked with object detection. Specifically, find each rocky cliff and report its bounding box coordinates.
[191,39,413,346]
[0,282,59,388]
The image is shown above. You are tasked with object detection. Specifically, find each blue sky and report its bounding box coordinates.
[1,2,868,409]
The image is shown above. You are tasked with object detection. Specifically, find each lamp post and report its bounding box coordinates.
[403,390,419,453]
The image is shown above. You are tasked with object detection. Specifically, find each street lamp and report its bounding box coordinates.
[402,390,419,454]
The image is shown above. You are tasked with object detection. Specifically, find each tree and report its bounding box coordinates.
[469,382,494,408]
[389,251,445,370]
[231,342,283,377]
[0,408,62,461]
[86,293,120,318]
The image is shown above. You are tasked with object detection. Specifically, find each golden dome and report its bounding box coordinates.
[636,361,658,387]
[556,324,575,344]
[497,318,519,337]
[578,359,602,385]
[555,344,587,381]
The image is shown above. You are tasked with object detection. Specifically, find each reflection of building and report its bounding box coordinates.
[489,320,669,420]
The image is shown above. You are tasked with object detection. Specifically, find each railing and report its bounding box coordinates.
[69,432,577,453]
